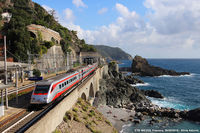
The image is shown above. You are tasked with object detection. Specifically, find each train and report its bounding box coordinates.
[30,63,98,104]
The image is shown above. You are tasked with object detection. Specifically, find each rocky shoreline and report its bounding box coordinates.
[94,61,200,132]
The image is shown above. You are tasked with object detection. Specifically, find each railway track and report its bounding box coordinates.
[0,73,67,98]
[1,103,57,133]
[1,84,78,133]
[0,83,35,98]
[1,71,96,133]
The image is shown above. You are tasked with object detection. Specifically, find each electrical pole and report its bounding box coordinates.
[4,36,8,109]
[15,67,18,104]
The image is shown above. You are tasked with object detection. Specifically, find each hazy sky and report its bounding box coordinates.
[32,0,200,58]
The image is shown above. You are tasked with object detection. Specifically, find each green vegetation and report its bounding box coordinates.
[105,120,112,126]
[64,111,72,122]
[73,61,80,68]
[72,107,78,112]
[0,0,96,62]
[94,45,133,60]
[73,113,81,122]
[80,40,96,52]
[33,69,41,77]
[52,129,61,133]
[60,98,116,133]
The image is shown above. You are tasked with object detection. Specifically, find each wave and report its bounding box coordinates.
[148,97,190,110]
[131,83,150,87]
[157,73,195,78]
[120,123,132,133]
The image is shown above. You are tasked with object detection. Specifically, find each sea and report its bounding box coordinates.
[119,59,200,133]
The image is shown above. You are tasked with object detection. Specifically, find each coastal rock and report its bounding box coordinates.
[131,56,190,76]
[124,75,144,85]
[133,119,141,124]
[141,90,164,99]
[94,62,150,108]
[187,108,200,122]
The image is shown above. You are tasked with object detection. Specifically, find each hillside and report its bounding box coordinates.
[94,45,133,61]
[0,0,96,62]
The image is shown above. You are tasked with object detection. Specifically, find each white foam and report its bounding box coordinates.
[120,123,132,133]
[157,73,193,78]
[148,97,189,110]
[131,83,150,87]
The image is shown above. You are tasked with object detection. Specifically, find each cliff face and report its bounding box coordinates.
[94,62,149,108]
[93,45,133,61]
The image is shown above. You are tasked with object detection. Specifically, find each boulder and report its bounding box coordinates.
[131,56,190,76]
[141,90,164,99]
[187,108,200,122]
[124,75,144,85]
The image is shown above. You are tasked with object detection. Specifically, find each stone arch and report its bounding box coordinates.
[81,93,86,100]
[89,83,94,98]
[51,37,55,42]
[29,31,36,38]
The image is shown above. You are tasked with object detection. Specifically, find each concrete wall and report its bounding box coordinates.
[26,65,107,133]
[34,45,67,73]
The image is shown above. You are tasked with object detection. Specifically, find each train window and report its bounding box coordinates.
[67,81,68,84]
[62,83,64,87]
[34,85,50,94]
[64,82,66,86]
[59,85,61,89]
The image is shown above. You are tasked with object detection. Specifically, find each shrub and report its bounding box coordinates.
[83,116,88,120]
[72,107,78,112]
[33,69,41,77]
[105,120,112,126]
[89,110,96,116]
[63,116,69,122]
[92,120,98,125]
[52,129,61,133]
[43,41,54,49]
[65,111,72,120]
[82,105,88,112]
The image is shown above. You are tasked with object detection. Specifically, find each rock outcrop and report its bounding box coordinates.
[186,108,200,122]
[131,56,190,76]
[93,62,150,107]
[124,75,144,85]
[141,90,164,99]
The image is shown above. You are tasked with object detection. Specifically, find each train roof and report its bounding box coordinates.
[36,65,90,85]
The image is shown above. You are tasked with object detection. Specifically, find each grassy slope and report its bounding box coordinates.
[54,98,118,133]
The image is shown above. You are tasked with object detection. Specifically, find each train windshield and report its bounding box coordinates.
[34,85,50,94]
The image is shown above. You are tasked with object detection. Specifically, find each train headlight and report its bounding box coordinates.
[31,98,35,101]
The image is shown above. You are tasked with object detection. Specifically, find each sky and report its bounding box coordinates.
[32,0,200,58]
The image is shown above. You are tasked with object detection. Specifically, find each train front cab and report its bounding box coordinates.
[30,85,51,104]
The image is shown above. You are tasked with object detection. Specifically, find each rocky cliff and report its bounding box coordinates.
[93,62,149,108]
[132,56,190,76]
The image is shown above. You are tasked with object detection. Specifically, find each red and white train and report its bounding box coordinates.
[30,63,98,104]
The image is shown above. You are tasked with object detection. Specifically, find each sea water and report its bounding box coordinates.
[119,59,200,133]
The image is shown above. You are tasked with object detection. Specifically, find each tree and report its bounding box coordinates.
[48,9,58,21]
[33,69,41,77]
